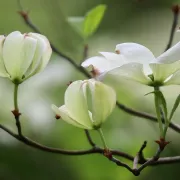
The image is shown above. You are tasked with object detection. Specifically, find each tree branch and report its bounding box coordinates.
[84,130,96,147]
[0,124,101,155]
[82,44,88,62]
[1,123,180,176]
[135,147,162,175]
[116,102,180,133]
[164,5,180,51]
[133,141,147,170]
[1,123,180,165]
[110,156,135,174]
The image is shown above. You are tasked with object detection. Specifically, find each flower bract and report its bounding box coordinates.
[81,42,180,86]
[52,79,116,129]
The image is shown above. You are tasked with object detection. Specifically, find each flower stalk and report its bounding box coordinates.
[97,128,108,149]
[154,86,164,139]
[12,83,22,136]
[14,84,19,111]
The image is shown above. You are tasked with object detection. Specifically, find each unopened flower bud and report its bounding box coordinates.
[0,31,52,84]
[52,79,116,129]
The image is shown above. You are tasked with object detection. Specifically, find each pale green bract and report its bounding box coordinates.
[51,79,116,130]
[0,31,52,84]
[68,4,107,40]
[81,42,180,86]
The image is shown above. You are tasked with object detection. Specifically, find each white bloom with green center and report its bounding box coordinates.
[0,31,52,84]
[52,79,116,129]
[81,42,180,86]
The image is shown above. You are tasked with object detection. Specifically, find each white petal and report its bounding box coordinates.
[20,35,37,77]
[24,33,47,77]
[3,31,37,80]
[81,56,110,73]
[164,70,180,85]
[88,80,116,126]
[81,52,127,75]
[38,44,52,71]
[51,104,90,129]
[31,33,52,71]
[0,36,9,77]
[150,61,180,82]
[25,33,52,78]
[3,31,23,79]
[115,43,156,64]
[100,52,126,66]
[65,80,93,128]
[101,63,150,84]
[157,42,180,63]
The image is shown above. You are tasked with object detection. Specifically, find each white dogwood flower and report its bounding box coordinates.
[52,79,116,129]
[0,31,52,84]
[81,42,180,86]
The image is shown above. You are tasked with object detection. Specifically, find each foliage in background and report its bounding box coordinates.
[0,0,180,180]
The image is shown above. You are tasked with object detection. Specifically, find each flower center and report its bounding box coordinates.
[148,74,164,87]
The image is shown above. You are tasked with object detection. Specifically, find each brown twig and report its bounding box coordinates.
[1,123,180,176]
[164,5,180,51]
[110,156,135,174]
[0,123,180,165]
[12,83,22,136]
[84,130,96,147]
[116,102,180,133]
[12,110,22,136]
[136,147,162,174]
[133,141,147,170]
[82,44,88,61]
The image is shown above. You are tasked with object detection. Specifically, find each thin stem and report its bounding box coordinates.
[164,5,180,51]
[163,122,169,138]
[133,141,147,169]
[116,101,180,133]
[14,84,19,111]
[160,108,169,138]
[13,84,22,136]
[154,87,164,138]
[137,147,162,173]
[82,44,88,62]
[17,0,23,11]
[84,130,96,147]
[110,156,135,174]
[97,128,108,149]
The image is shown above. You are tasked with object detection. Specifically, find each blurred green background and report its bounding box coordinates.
[1,0,180,179]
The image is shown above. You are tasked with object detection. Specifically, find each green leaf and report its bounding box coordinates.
[67,4,107,40]
[155,90,168,121]
[144,91,154,96]
[83,4,107,39]
[169,94,180,121]
[67,17,85,37]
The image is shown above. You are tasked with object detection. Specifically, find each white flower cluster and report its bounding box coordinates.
[53,42,180,130]
[3,31,180,131]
